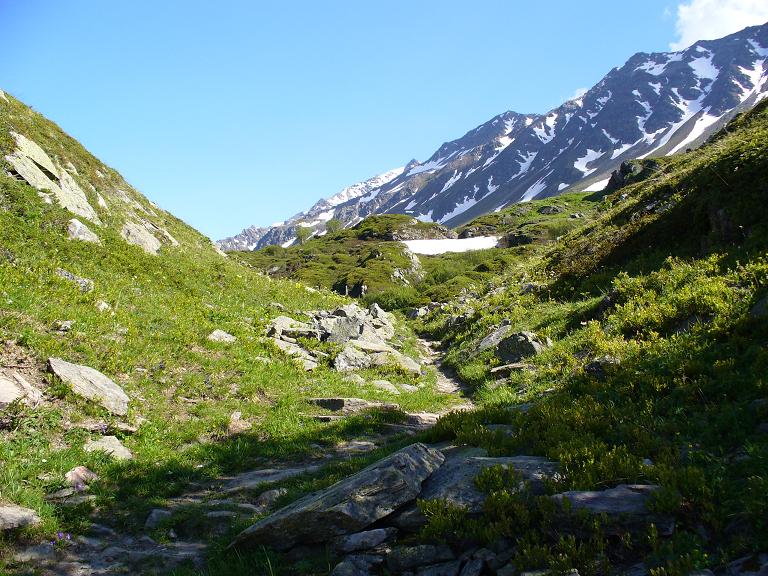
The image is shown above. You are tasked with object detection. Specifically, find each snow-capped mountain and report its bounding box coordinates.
[219,23,768,250]
[218,167,404,251]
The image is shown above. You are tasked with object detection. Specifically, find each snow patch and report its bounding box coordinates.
[584,178,610,192]
[573,149,606,176]
[487,176,499,194]
[403,236,499,255]
[438,196,478,223]
[440,171,463,194]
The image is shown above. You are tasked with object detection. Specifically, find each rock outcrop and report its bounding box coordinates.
[266,303,422,374]
[0,504,41,531]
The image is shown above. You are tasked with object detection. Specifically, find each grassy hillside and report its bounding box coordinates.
[235,194,606,310]
[411,101,768,574]
[0,93,458,573]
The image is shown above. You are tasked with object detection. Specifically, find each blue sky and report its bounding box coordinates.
[2,1,766,240]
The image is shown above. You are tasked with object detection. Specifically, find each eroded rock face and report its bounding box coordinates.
[230,443,444,551]
[5,132,101,224]
[48,358,129,416]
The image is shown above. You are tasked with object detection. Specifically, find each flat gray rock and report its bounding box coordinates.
[0,504,41,531]
[552,484,659,516]
[222,465,321,495]
[48,358,129,415]
[122,221,161,255]
[387,544,454,573]
[231,443,444,550]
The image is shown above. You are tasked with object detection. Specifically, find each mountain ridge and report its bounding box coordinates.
[219,22,768,251]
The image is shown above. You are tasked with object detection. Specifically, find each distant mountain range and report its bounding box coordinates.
[218,22,768,251]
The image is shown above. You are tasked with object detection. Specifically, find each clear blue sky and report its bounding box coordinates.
[1,1,758,239]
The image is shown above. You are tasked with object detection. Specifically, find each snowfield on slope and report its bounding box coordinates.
[403,236,499,255]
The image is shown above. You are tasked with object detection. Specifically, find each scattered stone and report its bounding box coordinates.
[67,218,100,244]
[387,545,455,573]
[407,307,429,320]
[48,358,129,415]
[584,355,620,380]
[484,424,516,437]
[459,558,484,576]
[490,363,536,376]
[271,338,318,370]
[371,380,400,395]
[145,509,172,529]
[538,205,563,215]
[475,325,513,355]
[268,316,318,339]
[65,466,99,491]
[0,370,42,407]
[227,411,252,434]
[55,268,93,293]
[53,319,74,332]
[14,543,55,563]
[552,484,662,532]
[254,488,288,512]
[121,221,162,255]
[84,435,133,460]
[208,329,236,343]
[392,448,559,530]
[343,373,366,386]
[750,295,768,319]
[334,527,397,553]
[231,443,444,550]
[520,282,544,294]
[0,504,40,532]
[496,331,550,363]
[310,397,399,414]
[569,212,585,219]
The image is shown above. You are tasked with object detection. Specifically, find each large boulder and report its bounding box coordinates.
[0,504,41,531]
[268,316,318,339]
[230,443,444,551]
[48,358,129,416]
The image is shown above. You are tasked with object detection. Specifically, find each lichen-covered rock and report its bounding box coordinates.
[0,370,42,407]
[230,443,444,551]
[208,329,237,343]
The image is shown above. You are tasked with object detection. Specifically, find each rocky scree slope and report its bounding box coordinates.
[221,22,768,250]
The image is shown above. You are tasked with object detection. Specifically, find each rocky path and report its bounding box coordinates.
[12,339,475,575]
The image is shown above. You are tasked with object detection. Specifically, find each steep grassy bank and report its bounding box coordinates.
[411,102,768,574]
